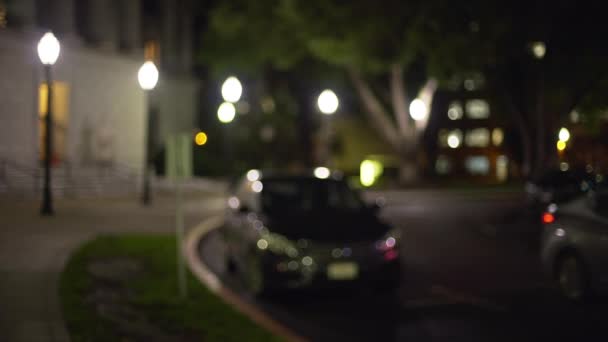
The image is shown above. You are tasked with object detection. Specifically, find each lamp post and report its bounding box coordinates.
[138,61,159,206]
[37,32,60,216]
[317,89,339,166]
[219,76,242,173]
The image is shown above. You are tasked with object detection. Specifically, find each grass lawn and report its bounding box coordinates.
[60,234,282,342]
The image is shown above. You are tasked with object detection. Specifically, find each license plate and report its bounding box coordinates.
[327,262,359,280]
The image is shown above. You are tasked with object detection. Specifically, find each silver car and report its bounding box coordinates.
[540,187,608,300]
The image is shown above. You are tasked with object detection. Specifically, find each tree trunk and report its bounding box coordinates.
[398,140,420,185]
[348,68,401,151]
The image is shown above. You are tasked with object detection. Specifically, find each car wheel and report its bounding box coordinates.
[555,253,589,301]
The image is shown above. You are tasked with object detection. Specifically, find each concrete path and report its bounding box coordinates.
[0,192,224,342]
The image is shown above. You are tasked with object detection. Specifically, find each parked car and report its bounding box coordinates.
[540,182,608,300]
[525,168,597,206]
[220,169,401,296]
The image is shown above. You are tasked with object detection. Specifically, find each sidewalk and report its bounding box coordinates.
[0,191,225,342]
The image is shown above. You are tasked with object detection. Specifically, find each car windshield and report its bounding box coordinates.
[261,178,365,214]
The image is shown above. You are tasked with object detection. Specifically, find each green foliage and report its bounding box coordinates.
[202,0,431,75]
[60,235,282,342]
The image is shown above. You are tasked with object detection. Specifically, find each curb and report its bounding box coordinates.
[184,216,307,342]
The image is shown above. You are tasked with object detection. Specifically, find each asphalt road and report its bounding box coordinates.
[198,191,608,341]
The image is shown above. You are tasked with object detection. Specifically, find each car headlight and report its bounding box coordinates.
[375,228,401,252]
[257,233,299,258]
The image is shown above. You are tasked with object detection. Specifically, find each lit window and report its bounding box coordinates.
[465,99,490,119]
[496,155,509,182]
[0,3,7,28]
[492,128,504,146]
[570,110,580,123]
[438,129,462,148]
[465,156,490,175]
[465,128,490,147]
[438,129,449,147]
[39,82,70,162]
[435,155,451,175]
[447,129,463,149]
[447,101,463,120]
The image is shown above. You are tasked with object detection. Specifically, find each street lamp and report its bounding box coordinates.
[409,98,428,121]
[317,89,339,115]
[217,102,236,123]
[37,32,60,216]
[558,127,570,142]
[138,61,159,205]
[316,89,339,166]
[221,76,242,103]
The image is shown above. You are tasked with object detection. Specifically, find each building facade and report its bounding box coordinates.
[0,0,199,195]
[429,78,513,184]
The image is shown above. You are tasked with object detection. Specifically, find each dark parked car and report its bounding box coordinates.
[525,168,598,206]
[220,169,401,295]
[540,182,608,300]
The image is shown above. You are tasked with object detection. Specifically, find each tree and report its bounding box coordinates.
[201,0,440,184]
[421,0,608,178]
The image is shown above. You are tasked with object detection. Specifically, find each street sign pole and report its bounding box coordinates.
[166,133,192,299]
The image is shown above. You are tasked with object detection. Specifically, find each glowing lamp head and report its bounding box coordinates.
[556,140,566,152]
[138,61,159,90]
[409,98,428,121]
[531,41,546,59]
[221,76,243,103]
[447,134,461,149]
[217,102,236,123]
[246,169,260,182]
[317,89,339,115]
[558,127,570,142]
[37,32,60,66]
[194,132,208,146]
[314,167,330,179]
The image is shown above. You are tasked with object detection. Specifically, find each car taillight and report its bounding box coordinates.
[542,212,555,224]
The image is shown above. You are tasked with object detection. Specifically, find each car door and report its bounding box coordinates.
[225,179,262,266]
[223,179,249,257]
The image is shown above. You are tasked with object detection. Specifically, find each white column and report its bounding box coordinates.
[87,0,118,50]
[120,0,141,52]
[179,0,193,72]
[10,0,36,30]
[53,0,76,39]
[162,0,178,71]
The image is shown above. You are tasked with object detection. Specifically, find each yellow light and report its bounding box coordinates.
[491,128,504,146]
[194,132,207,146]
[257,239,268,250]
[531,41,546,59]
[360,159,383,187]
[557,140,566,151]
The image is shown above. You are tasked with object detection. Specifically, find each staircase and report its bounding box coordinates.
[0,159,139,198]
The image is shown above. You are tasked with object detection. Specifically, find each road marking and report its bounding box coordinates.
[429,285,507,312]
